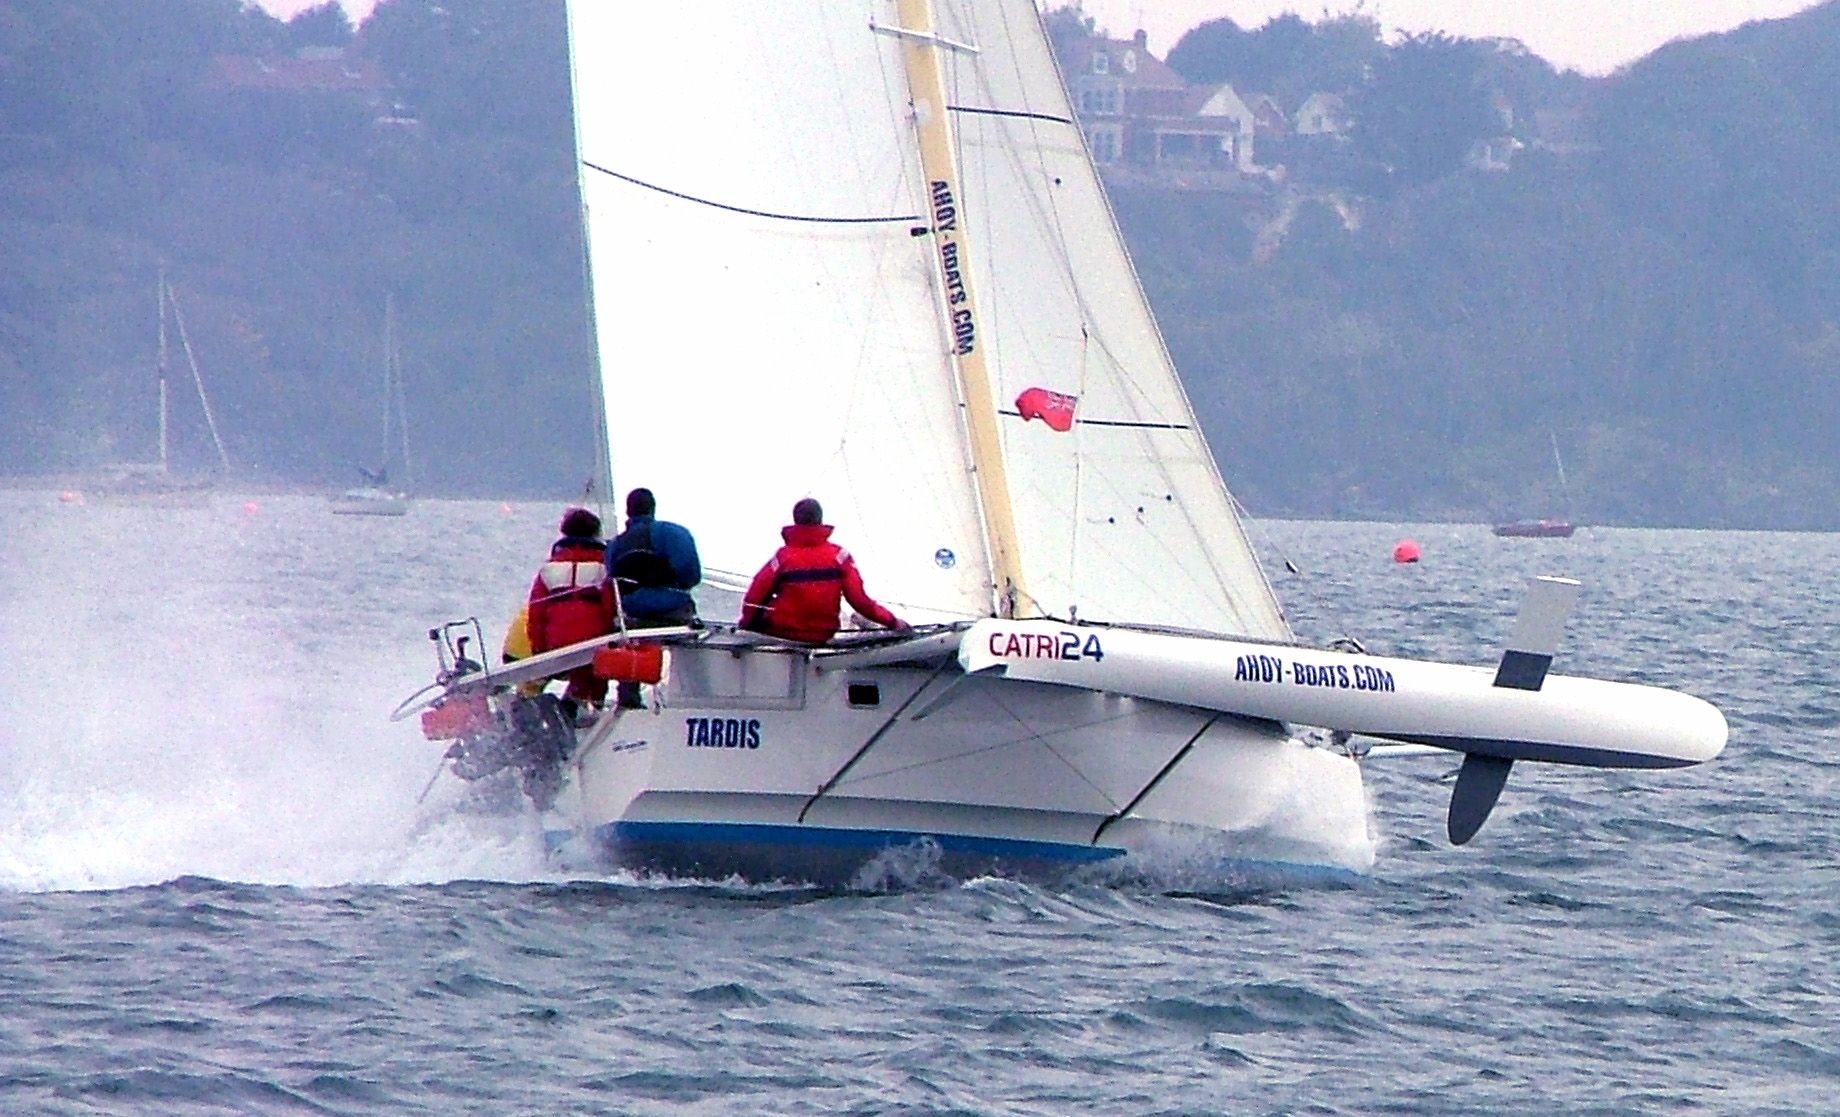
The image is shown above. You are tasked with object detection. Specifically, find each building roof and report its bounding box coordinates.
[1063,30,1184,91]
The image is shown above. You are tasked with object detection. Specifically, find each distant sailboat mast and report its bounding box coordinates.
[156,270,170,474]
[377,294,394,478]
[392,305,413,490]
[164,278,232,473]
[380,293,412,488]
[1551,432,1570,519]
[890,0,1031,619]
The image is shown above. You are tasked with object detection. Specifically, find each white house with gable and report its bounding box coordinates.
[1194,84,1258,172]
[1294,91,1352,138]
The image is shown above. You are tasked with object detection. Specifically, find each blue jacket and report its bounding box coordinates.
[606,515,701,618]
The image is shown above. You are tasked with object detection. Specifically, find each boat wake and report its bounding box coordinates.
[0,614,561,893]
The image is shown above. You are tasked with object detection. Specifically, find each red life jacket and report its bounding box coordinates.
[527,537,613,652]
[739,523,900,643]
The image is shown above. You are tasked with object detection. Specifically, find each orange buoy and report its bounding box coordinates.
[242,500,261,515]
[58,490,81,504]
[1392,539,1421,564]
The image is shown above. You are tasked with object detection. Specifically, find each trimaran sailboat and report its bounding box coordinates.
[397,2,1724,884]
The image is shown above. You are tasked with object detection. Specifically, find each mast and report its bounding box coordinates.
[167,282,232,472]
[1550,431,1571,521]
[891,0,1032,618]
[391,297,413,489]
[379,293,399,480]
[156,271,170,474]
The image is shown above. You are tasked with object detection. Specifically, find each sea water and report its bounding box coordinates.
[1,491,1834,1115]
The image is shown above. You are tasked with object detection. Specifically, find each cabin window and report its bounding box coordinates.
[848,683,881,708]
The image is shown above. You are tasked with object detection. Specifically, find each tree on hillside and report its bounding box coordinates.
[287,2,354,49]
[1042,4,1096,62]
[1308,13,1385,93]
[363,0,573,140]
[1167,17,1253,84]
[1591,43,1826,312]
[1168,12,1379,102]
[1349,31,1500,189]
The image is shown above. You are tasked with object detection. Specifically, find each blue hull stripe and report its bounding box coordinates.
[602,820,1126,864]
[559,820,1366,889]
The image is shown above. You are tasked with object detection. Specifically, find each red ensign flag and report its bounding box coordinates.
[1015,387,1078,432]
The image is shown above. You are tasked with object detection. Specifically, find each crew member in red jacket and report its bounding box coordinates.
[527,507,615,708]
[739,498,912,643]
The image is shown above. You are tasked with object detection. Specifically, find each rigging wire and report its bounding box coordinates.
[582,161,919,225]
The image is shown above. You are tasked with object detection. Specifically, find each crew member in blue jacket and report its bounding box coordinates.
[605,487,702,706]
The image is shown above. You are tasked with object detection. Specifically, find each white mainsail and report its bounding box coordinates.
[571,2,1285,639]
[573,4,994,620]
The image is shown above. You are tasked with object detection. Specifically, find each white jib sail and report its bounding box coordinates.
[567,2,1286,639]
[930,1,1286,638]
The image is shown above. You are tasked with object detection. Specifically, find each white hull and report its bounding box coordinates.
[560,634,1372,885]
[411,609,1726,878]
[331,489,410,516]
[84,472,215,508]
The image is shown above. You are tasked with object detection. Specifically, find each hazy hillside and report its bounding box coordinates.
[2,0,1836,527]
[1106,1,1840,528]
[0,0,598,496]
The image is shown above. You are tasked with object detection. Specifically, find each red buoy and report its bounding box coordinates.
[1392,539,1421,564]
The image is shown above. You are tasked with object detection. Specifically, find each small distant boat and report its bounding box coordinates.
[87,271,231,506]
[330,476,410,517]
[1494,434,1576,539]
[332,295,413,517]
[1492,518,1575,539]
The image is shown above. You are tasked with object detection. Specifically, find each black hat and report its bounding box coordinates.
[626,487,655,517]
[560,507,601,537]
[792,498,823,526]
